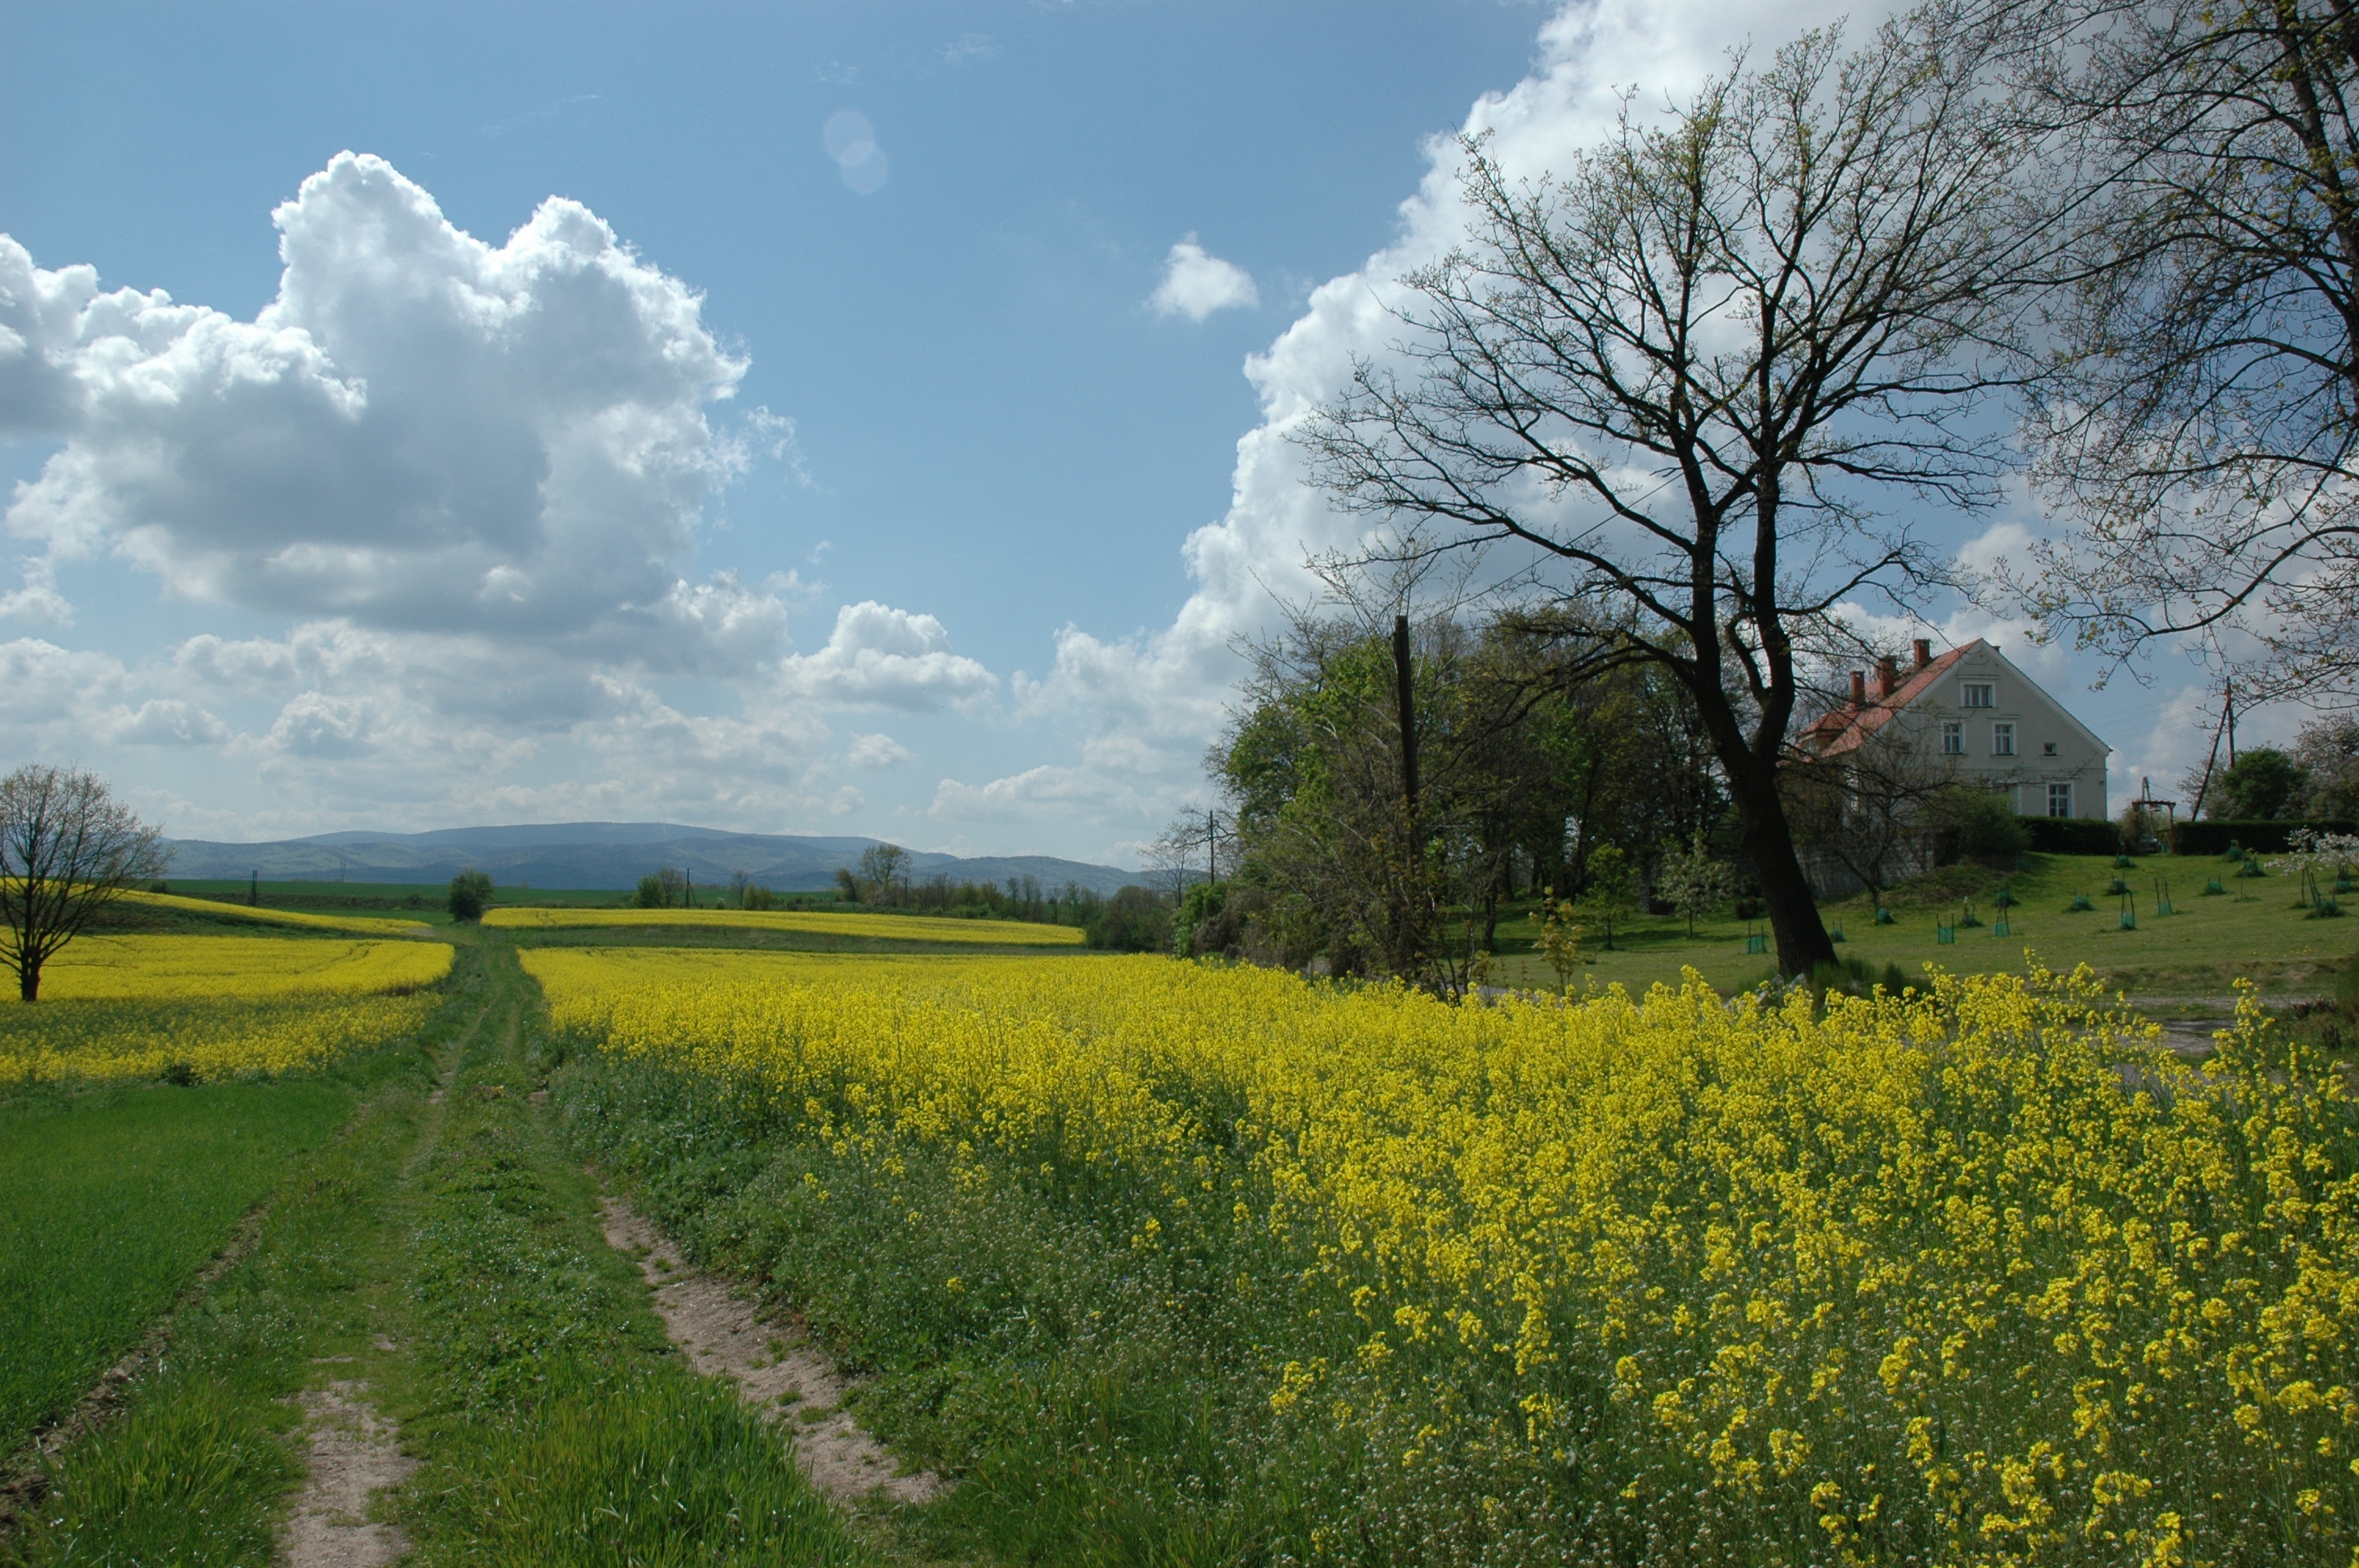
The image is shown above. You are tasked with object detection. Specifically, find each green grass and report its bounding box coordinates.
[1486,851,2359,1002]
[0,1078,358,1457]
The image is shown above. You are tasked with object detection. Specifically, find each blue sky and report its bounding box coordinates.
[0,0,2271,863]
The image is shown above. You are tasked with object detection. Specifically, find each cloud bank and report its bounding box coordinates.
[0,153,993,840]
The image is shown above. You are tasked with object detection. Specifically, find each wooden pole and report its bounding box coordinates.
[1393,615,1419,832]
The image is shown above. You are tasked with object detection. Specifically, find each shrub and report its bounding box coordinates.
[2018,815,2121,855]
[1928,785,2029,861]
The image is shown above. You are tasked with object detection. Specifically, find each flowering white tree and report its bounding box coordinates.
[2268,828,2359,908]
[1654,834,1739,937]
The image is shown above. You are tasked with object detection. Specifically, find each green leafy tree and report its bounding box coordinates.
[2217,749,2309,821]
[1088,886,1173,953]
[446,869,493,924]
[634,866,686,909]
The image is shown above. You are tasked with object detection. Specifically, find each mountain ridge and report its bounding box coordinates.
[161,822,1146,897]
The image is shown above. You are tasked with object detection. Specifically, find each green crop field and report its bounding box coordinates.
[0,1079,356,1455]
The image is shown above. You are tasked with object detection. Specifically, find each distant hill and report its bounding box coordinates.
[161,822,1146,897]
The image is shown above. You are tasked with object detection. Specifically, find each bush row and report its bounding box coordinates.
[2170,818,2359,856]
[2015,815,2121,855]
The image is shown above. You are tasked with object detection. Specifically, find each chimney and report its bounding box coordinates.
[1914,637,1932,670]
[1877,655,1899,699]
[1849,670,1867,706]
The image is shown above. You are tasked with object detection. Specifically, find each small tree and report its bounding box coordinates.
[1654,833,1737,937]
[631,866,687,909]
[446,869,493,923]
[1582,844,1635,952]
[1533,888,1585,992]
[726,869,778,910]
[0,764,167,1001]
[858,844,910,906]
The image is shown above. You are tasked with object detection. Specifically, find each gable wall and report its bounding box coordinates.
[1896,644,2109,818]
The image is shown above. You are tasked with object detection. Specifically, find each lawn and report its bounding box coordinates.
[0,1079,358,1455]
[1483,851,2359,1004]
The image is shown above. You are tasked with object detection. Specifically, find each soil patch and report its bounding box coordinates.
[599,1197,942,1506]
[279,1382,414,1568]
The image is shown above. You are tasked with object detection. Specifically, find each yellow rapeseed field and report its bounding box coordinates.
[35,935,453,1000]
[532,947,2359,1564]
[114,888,435,935]
[0,935,452,1084]
[486,906,1085,946]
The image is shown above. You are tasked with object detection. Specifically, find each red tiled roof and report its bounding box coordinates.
[1806,641,1980,757]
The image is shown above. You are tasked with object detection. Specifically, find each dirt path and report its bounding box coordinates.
[278,1383,415,1568]
[599,1197,943,1506]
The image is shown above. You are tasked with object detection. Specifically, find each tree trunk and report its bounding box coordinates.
[19,956,38,1003]
[1726,762,1837,976]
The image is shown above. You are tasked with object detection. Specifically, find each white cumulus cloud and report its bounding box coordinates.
[847,732,914,768]
[0,152,777,674]
[778,601,996,711]
[1149,237,1259,321]
[104,699,231,747]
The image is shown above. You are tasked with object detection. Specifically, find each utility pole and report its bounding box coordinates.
[2225,677,2237,768]
[2190,685,2234,822]
[1393,614,1419,834]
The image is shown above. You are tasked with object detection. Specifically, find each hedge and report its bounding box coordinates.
[2170,818,2359,856]
[2017,816,2121,855]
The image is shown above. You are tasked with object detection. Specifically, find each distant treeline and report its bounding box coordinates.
[634,843,1172,951]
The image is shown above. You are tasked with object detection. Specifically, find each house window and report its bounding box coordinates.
[1992,723,2016,757]
[2041,741,2058,757]
[1961,682,1994,708]
[1943,720,1964,755]
[2048,782,2073,818]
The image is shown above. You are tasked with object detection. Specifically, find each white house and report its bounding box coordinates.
[1801,637,2110,819]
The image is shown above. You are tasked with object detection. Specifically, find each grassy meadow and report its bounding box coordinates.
[1485,850,2359,1004]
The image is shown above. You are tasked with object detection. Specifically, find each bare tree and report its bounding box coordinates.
[1299,6,2047,974]
[1784,709,1956,909]
[0,764,167,1002]
[2005,0,2359,704]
